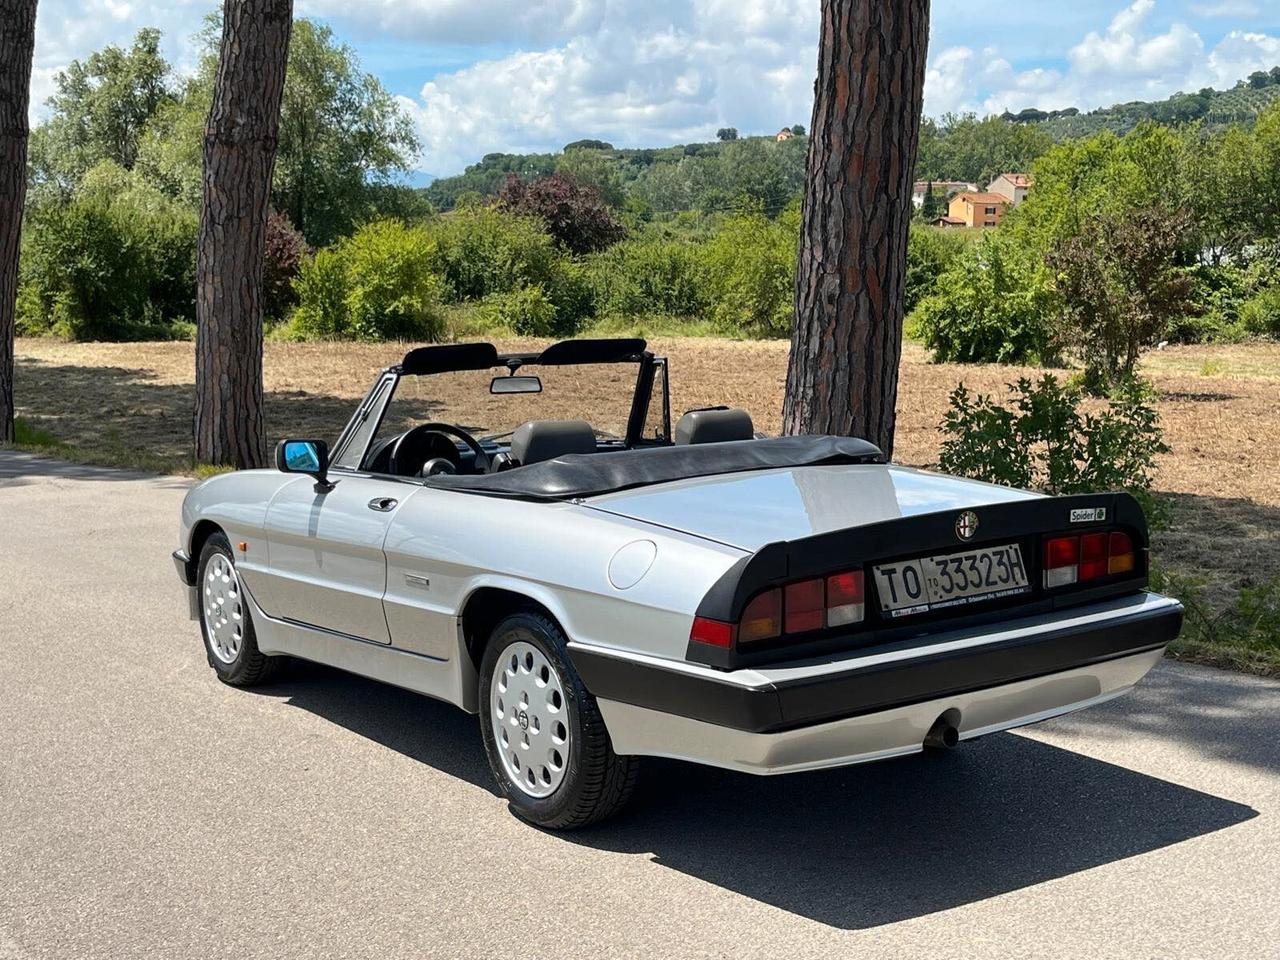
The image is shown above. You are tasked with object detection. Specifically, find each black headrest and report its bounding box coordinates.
[675,407,755,445]
[510,420,598,466]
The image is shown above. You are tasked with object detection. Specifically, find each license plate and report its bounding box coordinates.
[873,543,1030,618]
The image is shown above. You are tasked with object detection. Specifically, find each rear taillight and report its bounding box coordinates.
[1043,530,1137,588]
[689,570,866,648]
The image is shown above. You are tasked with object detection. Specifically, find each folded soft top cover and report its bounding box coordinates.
[427,435,885,501]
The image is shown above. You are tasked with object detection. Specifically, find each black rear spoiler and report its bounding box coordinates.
[689,491,1151,669]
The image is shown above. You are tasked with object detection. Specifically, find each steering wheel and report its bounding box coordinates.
[388,422,491,477]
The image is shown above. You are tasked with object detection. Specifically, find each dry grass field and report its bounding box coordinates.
[11,335,1280,670]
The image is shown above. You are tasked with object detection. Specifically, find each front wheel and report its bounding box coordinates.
[478,611,639,829]
[197,532,281,686]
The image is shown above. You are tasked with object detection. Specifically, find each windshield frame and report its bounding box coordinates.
[327,345,670,478]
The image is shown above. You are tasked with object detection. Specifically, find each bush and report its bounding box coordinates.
[497,172,626,254]
[938,375,1168,501]
[1239,284,1280,336]
[17,161,196,340]
[586,238,708,319]
[904,226,969,314]
[263,210,309,323]
[478,285,559,336]
[292,219,444,341]
[1046,206,1195,390]
[913,231,1059,364]
[425,205,562,302]
[700,204,799,337]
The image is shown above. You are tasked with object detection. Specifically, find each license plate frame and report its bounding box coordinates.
[873,542,1030,619]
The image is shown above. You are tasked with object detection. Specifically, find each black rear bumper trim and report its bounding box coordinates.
[570,598,1181,734]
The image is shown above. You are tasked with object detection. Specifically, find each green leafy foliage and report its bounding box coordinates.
[18,161,196,340]
[585,238,708,319]
[904,226,970,314]
[913,230,1060,364]
[291,220,444,341]
[938,375,1168,502]
[424,205,563,302]
[1046,206,1196,390]
[699,204,800,337]
[478,286,561,337]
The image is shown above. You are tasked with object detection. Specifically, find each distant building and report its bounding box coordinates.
[912,180,979,209]
[948,192,1011,227]
[987,172,1033,205]
[776,128,795,141]
[932,215,967,228]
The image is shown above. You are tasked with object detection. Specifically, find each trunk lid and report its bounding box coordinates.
[584,463,1042,550]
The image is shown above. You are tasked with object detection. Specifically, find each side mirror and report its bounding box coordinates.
[275,438,333,491]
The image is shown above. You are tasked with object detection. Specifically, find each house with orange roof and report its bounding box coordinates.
[987,172,1033,205]
[947,191,1012,228]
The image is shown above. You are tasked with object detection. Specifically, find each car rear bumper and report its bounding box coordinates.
[570,591,1180,774]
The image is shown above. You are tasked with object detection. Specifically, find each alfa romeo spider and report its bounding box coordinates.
[174,338,1183,828]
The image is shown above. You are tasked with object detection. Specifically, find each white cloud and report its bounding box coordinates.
[406,0,818,175]
[296,0,606,46]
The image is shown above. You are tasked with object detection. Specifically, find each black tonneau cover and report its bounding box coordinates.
[426,435,883,501]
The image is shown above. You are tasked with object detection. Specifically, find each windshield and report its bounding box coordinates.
[376,363,642,445]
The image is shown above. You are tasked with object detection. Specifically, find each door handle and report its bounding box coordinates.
[367,497,399,512]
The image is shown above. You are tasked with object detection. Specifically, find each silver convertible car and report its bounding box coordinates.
[174,337,1183,828]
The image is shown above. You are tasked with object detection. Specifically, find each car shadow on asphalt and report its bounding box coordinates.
[258,659,1257,931]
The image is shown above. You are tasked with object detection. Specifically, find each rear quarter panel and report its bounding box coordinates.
[381,488,749,662]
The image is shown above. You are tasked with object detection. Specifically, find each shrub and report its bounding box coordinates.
[478,286,559,337]
[497,172,626,254]
[1047,206,1195,390]
[700,204,800,337]
[1239,284,1280,336]
[586,238,708,319]
[904,226,969,314]
[425,205,562,301]
[263,210,309,323]
[17,161,196,340]
[938,375,1168,502]
[914,231,1059,364]
[292,219,444,341]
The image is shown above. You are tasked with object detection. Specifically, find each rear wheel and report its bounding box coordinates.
[478,611,639,829]
[197,532,281,686]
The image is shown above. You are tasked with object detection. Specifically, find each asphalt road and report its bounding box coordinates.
[1,450,1277,959]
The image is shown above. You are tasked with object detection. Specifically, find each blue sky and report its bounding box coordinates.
[30,1,1280,178]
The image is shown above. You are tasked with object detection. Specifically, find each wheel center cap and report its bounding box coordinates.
[518,710,530,730]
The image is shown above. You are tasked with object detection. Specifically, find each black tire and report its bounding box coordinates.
[196,532,281,687]
[478,611,639,829]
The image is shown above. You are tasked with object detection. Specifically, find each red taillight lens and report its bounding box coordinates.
[784,578,825,633]
[826,570,865,626]
[1108,531,1135,574]
[1079,532,1108,581]
[739,588,782,643]
[689,616,734,648]
[1044,529,1139,588]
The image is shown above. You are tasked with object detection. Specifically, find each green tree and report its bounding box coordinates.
[28,29,174,191]
[1046,206,1196,390]
[716,127,738,141]
[555,148,625,208]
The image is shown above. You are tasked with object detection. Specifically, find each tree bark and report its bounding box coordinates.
[195,0,293,467]
[0,0,38,445]
[782,0,930,459]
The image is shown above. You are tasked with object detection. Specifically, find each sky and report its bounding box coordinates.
[28,0,1280,179]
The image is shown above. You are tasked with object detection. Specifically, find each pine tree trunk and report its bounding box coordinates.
[195,0,293,468]
[0,0,38,445]
[782,0,930,460]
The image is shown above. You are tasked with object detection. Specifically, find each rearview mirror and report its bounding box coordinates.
[490,375,543,395]
[275,438,333,491]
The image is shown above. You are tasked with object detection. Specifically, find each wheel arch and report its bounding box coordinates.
[188,519,224,565]
[460,586,562,673]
